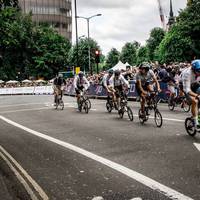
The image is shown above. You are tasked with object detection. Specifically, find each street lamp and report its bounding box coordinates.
[76,14,102,75]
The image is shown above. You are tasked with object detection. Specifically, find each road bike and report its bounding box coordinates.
[168,95,190,112]
[78,90,90,114]
[118,92,134,121]
[138,91,163,127]
[55,93,64,110]
[106,96,118,113]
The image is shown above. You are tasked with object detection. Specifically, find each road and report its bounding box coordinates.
[0,95,200,200]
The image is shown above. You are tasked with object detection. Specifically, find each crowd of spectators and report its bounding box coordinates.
[0,62,192,89]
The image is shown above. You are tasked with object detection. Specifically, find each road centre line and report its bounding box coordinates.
[0,115,193,200]
[0,145,49,200]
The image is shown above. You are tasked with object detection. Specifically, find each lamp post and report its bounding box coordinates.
[76,14,102,75]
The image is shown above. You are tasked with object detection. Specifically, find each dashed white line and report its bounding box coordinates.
[0,115,193,200]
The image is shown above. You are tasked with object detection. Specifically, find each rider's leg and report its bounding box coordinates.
[141,94,146,114]
[191,97,199,128]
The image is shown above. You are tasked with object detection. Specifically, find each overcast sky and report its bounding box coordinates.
[72,0,187,55]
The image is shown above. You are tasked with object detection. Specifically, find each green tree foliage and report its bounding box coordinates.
[68,37,99,73]
[0,0,19,9]
[146,27,165,61]
[157,0,200,63]
[136,46,149,65]
[105,48,120,69]
[120,41,140,65]
[0,8,71,80]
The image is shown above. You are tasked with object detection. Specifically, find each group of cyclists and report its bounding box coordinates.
[52,59,200,132]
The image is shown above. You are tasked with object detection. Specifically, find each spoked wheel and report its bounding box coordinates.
[106,102,113,113]
[168,98,175,111]
[138,109,145,124]
[60,100,64,110]
[55,98,59,110]
[154,109,163,128]
[118,108,124,119]
[86,98,91,110]
[78,101,82,112]
[83,102,89,114]
[182,99,190,113]
[127,106,133,121]
[185,117,196,136]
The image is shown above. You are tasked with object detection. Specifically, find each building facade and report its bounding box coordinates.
[18,0,72,41]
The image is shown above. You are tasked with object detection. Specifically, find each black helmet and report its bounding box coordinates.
[108,69,114,75]
[78,71,84,78]
[140,62,151,71]
[114,70,120,76]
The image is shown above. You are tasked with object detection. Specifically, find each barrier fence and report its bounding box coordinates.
[0,81,170,101]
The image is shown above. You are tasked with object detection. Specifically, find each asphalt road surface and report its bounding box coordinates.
[0,95,200,200]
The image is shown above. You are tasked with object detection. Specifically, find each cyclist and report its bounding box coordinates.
[73,71,90,107]
[181,59,200,130]
[102,69,114,96]
[53,74,66,106]
[136,62,161,117]
[109,70,130,110]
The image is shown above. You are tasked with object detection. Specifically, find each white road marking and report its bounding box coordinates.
[0,145,49,200]
[0,107,49,114]
[0,151,39,200]
[92,197,104,200]
[0,103,46,108]
[194,143,200,152]
[0,115,193,200]
[130,198,142,200]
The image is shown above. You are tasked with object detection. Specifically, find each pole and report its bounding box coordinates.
[74,0,79,68]
[87,19,92,75]
[97,63,99,74]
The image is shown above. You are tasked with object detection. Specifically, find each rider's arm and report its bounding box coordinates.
[152,73,161,91]
[120,75,130,88]
[83,77,90,90]
[73,76,78,89]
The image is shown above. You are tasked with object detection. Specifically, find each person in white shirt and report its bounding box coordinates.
[73,71,90,106]
[182,60,200,130]
[109,70,130,110]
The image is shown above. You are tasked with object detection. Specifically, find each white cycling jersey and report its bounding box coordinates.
[109,74,130,88]
[73,76,90,90]
[181,67,196,94]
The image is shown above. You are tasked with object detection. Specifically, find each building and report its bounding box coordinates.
[18,0,72,41]
[167,0,175,30]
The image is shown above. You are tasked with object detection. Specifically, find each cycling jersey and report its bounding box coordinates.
[181,67,196,94]
[136,70,155,86]
[102,74,112,88]
[53,77,66,86]
[109,75,130,88]
[73,76,90,91]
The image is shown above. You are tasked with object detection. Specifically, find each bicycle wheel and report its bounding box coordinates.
[86,98,91,110]
[84,102,89,114]
[185,117,196,136]
[78,101,82,112]
[168,98,175,111]
[55,97,59,110]
[182,99,190,112]
[127,106,133,121]
[154,109,163,128]
[60,100,64,110]
[118,108,124,119]
[106,102,112,113]
[138,109,145,124]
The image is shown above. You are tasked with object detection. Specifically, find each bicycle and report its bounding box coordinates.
[106,95,118,113]
[78,90,90,114]
[168,95,190,112]
[118,92,134,121]
[138,91,163,127]
[55,93,64,110]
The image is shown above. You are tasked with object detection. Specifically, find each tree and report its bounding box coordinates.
[146,27,165,61]
[0,0,19,9]
[157,0,200,63]
[68,37,100,74]
[105,48,120,69]
[120,41,140,65]
[136,46,149,65]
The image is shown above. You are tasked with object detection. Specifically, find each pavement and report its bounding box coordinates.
[0,95,200,200]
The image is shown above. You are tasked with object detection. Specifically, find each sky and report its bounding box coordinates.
[72,0,187,55]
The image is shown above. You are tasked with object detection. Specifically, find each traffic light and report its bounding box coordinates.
[95,50,100,64]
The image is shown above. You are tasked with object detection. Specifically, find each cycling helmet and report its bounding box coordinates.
[192,60,200,73]
[108,69,114,75]
[114,70,121,76]
[78,71,84,78]
[58,73,63,78]
[140,62,151,71]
